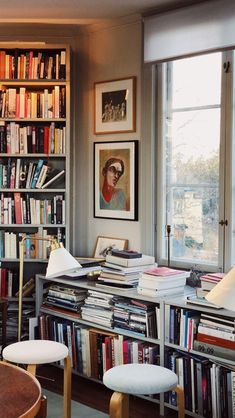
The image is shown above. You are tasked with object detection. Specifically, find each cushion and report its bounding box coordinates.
[3,340,68,364]
[103,364,178,395]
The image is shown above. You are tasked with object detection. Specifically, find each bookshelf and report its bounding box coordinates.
[0,43,70,342]
[35,274,235,418]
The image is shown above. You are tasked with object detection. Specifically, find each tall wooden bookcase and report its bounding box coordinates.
[0,43,70,342]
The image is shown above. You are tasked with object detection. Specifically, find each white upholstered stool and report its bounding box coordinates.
[2,340,71,418]
[103,364,185,418]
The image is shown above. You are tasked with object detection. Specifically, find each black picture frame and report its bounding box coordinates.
[94,140,138,220]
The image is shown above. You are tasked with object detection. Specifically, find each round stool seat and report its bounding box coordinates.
[3,340,68,364]
[103,364,178,395]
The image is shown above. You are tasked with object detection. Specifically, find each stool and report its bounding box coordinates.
[2,339,71,418]
[103,363,185,418]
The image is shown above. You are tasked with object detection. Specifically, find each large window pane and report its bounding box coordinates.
[172,53,222,108]
[162,53,222,267]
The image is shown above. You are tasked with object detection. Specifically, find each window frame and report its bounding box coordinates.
[155,50,235,272]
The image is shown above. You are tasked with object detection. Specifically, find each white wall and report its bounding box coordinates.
[73,18,145,256]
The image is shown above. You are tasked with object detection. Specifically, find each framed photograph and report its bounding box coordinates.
[94,76,136,134]
[93,236,128,258]
[94,140,138,220]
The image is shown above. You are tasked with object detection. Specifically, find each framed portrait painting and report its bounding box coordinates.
[94,140,138,220]
[93,236,128,258]
[94,77,136,134]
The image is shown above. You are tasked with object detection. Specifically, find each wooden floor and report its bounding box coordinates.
[38,365,181,418]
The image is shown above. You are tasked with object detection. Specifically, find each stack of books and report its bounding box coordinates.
[97,250,155,291]
[137,266,190,297]
[196,272,225,299]
[194,312,235,361]
[81,290,114,328]
[112,296,157,338]
[42,284,87,314]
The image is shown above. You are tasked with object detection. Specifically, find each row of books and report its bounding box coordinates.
[165,305,235,360]
[0,268,18,297]
[0,49,66,80]
[0,159,65,190]
[7,300,35,342]
[0,229,63,259]
[0,267,35,299]
[0,86,66,119]
[43,284,87,314]
[0,122,66,154]
[38,315,160,380]
[112,296,158,339]
[165,348,235,418]
[0,193,65,225]
[79,288,160,339]
[165,306,200,350]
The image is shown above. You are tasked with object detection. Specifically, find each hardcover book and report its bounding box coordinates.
[105,253,155,267]
[111,249,142,259]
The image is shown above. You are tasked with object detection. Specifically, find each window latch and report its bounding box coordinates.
[223,61,230,73]
[219,219,228,226]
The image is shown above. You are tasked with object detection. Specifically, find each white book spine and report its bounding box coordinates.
[198,324,235,341]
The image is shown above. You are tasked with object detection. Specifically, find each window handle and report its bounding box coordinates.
[219,219,228,226]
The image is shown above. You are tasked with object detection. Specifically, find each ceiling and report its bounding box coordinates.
[0,0,209,25]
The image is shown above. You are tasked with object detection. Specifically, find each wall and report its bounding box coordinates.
[73,18,145,256]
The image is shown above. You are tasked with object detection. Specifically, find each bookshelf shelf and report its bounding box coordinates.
[0,42,70,342]
[0,154,66,157]
[0,81,67,86]
[35,274,235,418]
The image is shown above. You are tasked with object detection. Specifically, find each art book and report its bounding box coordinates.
[105,254,155,268]
[144,266,189,277]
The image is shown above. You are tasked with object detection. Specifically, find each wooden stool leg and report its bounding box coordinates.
[109,392,129,418]
[35,395,47,418]
[63,355,71,418]
[27,364,37,375]
[175,385,185,418]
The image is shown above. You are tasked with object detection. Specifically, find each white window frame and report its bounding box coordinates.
[155,50,235,272]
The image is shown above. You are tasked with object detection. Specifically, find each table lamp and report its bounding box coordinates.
[205,266,235,311]
[18,236,82,341]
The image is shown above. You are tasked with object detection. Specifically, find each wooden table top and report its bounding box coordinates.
[0,361,42,418]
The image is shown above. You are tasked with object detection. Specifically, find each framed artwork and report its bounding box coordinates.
[94,76,136,134]
[94,140,138,220]
[93,236,128,258]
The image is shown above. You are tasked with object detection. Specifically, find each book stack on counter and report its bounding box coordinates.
[96,250,155,291]
[193,312,235,361]
[42,284,87,315]
[196,272,226,299]
[112,297,157,338]
[137,266,190,297]
[81,290,114,328]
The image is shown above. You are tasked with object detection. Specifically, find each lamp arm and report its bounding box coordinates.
[18,235,61,341]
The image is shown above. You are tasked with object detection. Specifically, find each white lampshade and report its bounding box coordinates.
[206,266,235,311]
[46,246,82,278]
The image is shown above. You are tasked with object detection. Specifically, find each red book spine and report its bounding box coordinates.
[44,126,49,154]
[123,340,129,364]
[197,333,235,350]
[14,192,22,224]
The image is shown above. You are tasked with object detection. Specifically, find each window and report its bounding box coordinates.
[156,51,235,271]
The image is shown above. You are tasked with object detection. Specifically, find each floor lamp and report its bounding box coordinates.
[206,266,235,311]
[18,236,81,341]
